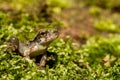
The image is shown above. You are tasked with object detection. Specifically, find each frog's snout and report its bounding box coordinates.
[50,30,58,33]
[48,30,59,36]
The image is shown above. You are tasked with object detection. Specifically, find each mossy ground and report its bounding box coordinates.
[0,0,120,80]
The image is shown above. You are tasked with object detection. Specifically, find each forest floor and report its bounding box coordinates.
[55,4,120,44]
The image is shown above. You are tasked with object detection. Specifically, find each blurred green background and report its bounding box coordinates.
[0,0,120,79]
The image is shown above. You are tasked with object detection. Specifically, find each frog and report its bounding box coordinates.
[7,30,58,69]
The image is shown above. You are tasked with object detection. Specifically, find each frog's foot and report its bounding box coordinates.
[39,54,47,70]
[23,52,32,64]
[23,50,31,61]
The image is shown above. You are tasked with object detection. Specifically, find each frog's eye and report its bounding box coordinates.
[40,32,45,35]
[40,32,47,36]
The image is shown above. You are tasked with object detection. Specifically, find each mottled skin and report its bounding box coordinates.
[7,30,58,69]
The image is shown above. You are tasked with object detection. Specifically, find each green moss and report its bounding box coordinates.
[94,19,120,32]
[1,0,120,80]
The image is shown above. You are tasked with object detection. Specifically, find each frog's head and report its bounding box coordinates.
[7,37,19,51]
[34,30,58,44]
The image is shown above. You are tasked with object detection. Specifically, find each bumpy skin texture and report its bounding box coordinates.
[7,30,58,69]
[7,37,19,52]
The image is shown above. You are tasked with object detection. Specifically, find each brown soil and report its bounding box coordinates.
[53,6,120,44]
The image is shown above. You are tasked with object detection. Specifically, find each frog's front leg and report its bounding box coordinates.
[23,50,31,61]
[39,53,47,70]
